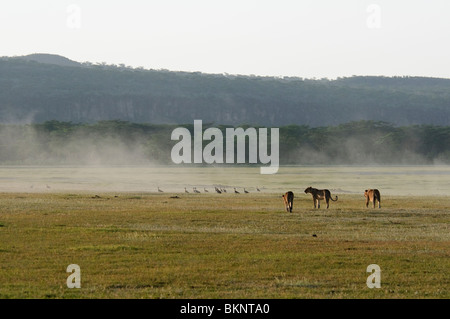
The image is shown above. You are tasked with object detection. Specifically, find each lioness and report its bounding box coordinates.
[304,186,338,209]
[364,189,381,208]
[282,191,294,213]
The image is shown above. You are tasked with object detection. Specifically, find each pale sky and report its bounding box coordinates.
[1,0,450,79]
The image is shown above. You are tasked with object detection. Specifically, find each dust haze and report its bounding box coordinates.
[0,123,449,195]
[285,135,448,166]
[0,123,158,165]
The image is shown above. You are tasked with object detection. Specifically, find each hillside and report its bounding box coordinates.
[16,53,82,68]
[0,54,449,126]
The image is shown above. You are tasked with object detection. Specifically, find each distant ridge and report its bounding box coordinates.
[1,54,450,126]
[17,53,81,67]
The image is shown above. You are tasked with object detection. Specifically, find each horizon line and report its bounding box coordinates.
[3,52,450,81]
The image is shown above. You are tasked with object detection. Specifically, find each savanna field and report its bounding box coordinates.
[0,166,449,299]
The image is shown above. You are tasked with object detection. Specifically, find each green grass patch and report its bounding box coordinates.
[0,192,448,299]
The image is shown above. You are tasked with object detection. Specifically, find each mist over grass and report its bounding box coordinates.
[0,120,449,165]
[0,121,164,165]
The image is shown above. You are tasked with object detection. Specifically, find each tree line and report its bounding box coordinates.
[0,120,448,165]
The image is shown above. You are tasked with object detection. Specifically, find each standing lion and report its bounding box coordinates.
[364,189,381,208]
[282,191,294,212]
[304,186,338,209]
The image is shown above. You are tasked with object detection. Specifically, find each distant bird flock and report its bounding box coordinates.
[157,186,262,194]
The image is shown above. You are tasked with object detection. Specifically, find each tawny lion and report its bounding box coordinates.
[282,191,294,213]
[364,189,381,208]
[304,186,338,209]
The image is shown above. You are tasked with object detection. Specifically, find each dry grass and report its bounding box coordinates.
[0,192,449,299]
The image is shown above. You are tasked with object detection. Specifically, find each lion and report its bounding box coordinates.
[304,186,338,209]
[282,191,294,213]
[364,189,381,208]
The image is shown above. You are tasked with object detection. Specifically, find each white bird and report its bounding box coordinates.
[204,188,209,193]
[158,187,163,193]
[185,187,189,193]
[244,188,249,193]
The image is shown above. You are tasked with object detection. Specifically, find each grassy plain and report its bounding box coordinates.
[0,191,448,299]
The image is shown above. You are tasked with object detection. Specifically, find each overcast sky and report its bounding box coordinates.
[1,0,450,79]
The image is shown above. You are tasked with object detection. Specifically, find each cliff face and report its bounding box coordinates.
[1,55,450,126]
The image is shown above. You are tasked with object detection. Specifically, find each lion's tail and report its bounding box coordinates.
[330,195,338,201]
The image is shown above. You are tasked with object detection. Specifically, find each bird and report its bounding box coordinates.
[234,188,240,194]
[158,187,163,193]
[204,188,209,193]
[46,185,51,189]
[222,188,227,193]
[193,187,200,193]
[185,187,189,193]
[215,187,222,194]
[256,186,260,192]
[244,188,249,193]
